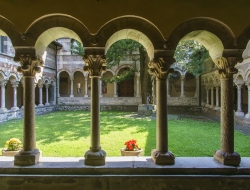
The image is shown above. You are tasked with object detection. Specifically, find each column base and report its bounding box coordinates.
[38,104,44,107]
[70,95,74,97]
[180,95,185,97]
[84,95,88,97]
[151,150,175,165]
[235,111,245,117]
[136,95,140,98]
[245,113,250,119]
[0,108,8,112]
[114,95,118,97]
[213,106,220,111]
[167,95,170,97]
[205,104,210,107]
[84,149,106,166]
[210,105,214,109]
[11,107,19,111]
[14,149,41,166]
[99,95,103,98]
[45,103,50,106]
[214,150,241,166]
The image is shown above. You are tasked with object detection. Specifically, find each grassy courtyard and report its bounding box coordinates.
[1,111,250,157]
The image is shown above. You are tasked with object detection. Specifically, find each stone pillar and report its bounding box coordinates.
[135,72,140,97]
[83,52,106,166]
[213,56,241,166]
[194,76,199,98]
[180,75,185,97]
[70,76,74,97]
[205,86,210,107]
[84,74,88,97]
[11,82,19,111]
[45,83,50,106]
[99,79,103,97]
[167,78,170,97]
[148,57,175,165]
[114,81,118,97]
[235,84,244,117]
[0,81,7,112]
[245,84,250,119]
[38,83,43,107]
[152,77,156,104]
[57,77,60,98]
[214,86,220,110]
[14,48,42,165]
[210,87,214,108]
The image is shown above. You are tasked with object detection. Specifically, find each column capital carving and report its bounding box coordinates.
[180,75,185,80]
[148,57,174,80]
[11,82,19,88]
[0,80,7,86]
[38,83,43,89]
[45,83,49,88]
[213,57,238,79]
[83,55,106,77]
[14,48,43,77]
[69,76,74,81]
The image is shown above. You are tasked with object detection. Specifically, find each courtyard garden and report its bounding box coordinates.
[1,111,250,157]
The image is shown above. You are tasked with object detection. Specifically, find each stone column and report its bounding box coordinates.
[194,76,199,98]
[135,72,140,97]
[148,57,175,165]
[152,76,156,104]
[213,56,241,166]
[0,81,7,112]
[57,77,60,98]
[235,84,244,117]
[210,87,214,108]
[38,83,43,107]
[245,84,250,119]
[14,48,42,165]
[11,82,19,111]
[167,78,170,97]
[99,79,103,97]
[205,86,210,107]
[114,81,118,97]
[83,52,106,166]
[180,75,185,97]
[84,73,88,97]
[45,83,50,106]
[214,86,220,110]
[70,76,74,97]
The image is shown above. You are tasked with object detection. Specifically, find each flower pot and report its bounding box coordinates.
[120,148,143,156]
[1,149,20,156]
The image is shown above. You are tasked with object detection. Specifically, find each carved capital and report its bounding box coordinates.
[0,81,7,87]
[213,57,238,79]
[11,82,19,88]
[83,55,106,77]
[148,57,174,80]
[14,54,43,77]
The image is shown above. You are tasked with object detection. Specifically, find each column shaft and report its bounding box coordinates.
[84,77,88,97]
[246,87,250,118]
[99,80,103,97]
[114,81,117,97]
[216,87,219,107]
[70,78,74,97]
[45,86,50,105]
[180,77,185,97]
[38,87,43,106]
[210,87,214,108]
[156,78,168,152]
[167,78,170,97]
[136,75,140,97]
[0,82,6,110]
[237,86,242,112]
[91,77,100,150]
[220,78,234,152]
[23,77,36,151]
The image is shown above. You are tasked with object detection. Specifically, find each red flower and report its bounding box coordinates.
[124,139,140,151]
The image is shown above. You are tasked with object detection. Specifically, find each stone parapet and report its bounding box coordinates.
[167,97,199,106]
[58,97,142,105]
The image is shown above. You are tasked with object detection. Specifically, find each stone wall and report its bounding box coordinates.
[167,97,199,106]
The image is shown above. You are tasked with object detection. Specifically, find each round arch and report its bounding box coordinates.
[24,14,92,56]
[0,16,23,46]
[168,17,236,60]
[8,72,20,81]
[72,68,85,76]
[115,64,134,75]
[57,69,71,77]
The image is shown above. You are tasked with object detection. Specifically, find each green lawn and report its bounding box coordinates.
[1,111,250,157]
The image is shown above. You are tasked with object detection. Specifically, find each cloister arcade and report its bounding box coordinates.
[0,13,250,169]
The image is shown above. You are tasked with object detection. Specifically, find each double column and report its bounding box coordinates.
[11,82,19,111]
[245,84,250,119]
[148,56,175,165]
[83,50,106,166]
[235,83,244,117]
[14,48,42,166]
[213,56,241,166]
[0,81,7,112]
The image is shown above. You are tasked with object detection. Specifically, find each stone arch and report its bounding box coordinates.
[234,72,245,85]
[72,68,85,76]
[115,64,134,75]
[57,69,71,77]
[24,14,92,56]
[42,77,50,84]
[97,15,165,58]
[49,78,56,85]
[0,70,7,81]
[106,69,115,76]
[173,67,186,76]
[168,17,235,49]
[0,15,23,46]
[238,25,250,49]
[246,69,250,84]
[8,72,20,81]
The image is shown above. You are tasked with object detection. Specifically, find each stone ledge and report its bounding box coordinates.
[0,157,250,175]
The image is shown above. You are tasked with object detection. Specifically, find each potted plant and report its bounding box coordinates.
[121,139,143,156]
[1,138,22,156]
